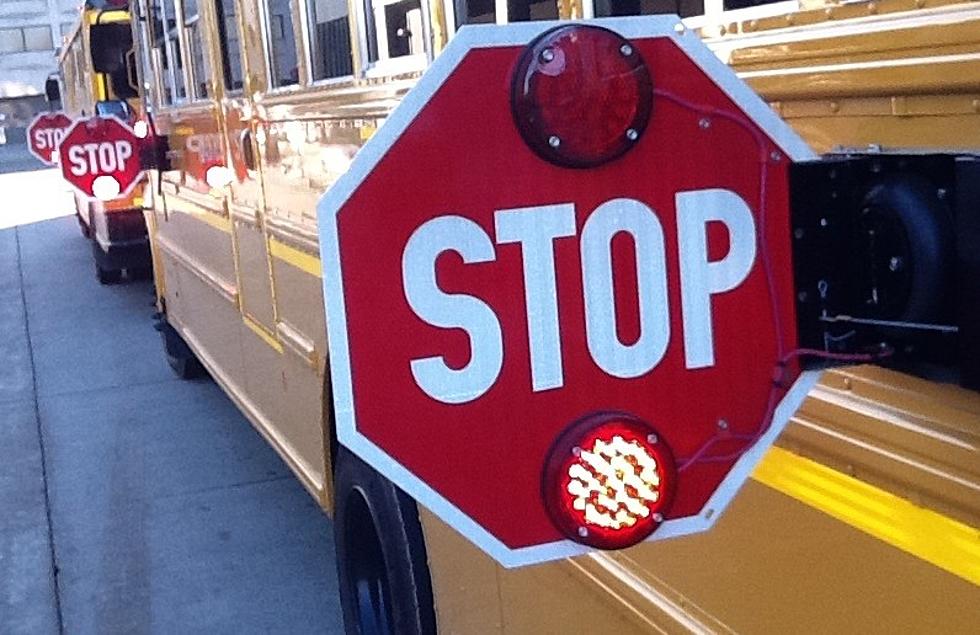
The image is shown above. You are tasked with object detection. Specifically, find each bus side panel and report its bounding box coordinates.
[713,1,980,154]
[151,106,248,393]
[249,85,410,507]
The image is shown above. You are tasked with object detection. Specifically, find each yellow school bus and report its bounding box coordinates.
[132,0,978,631]
[59,0,152,284]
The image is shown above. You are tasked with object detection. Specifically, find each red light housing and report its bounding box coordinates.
[511,25,653,169]
[542,412,675,550]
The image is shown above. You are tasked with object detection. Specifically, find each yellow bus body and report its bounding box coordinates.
[133,0,980,631]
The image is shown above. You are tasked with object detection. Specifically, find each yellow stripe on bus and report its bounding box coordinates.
[269,237,322,278]
[194,211,232,233]
[754,446,980,587]
[243,315,283,354]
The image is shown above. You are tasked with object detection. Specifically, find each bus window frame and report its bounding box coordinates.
[151,0,189,107]
[442,0,566,40]
[354,0,431,79]
[297,0,357,88]
[133,0,161,108]
[213,0,246,97]
[179,2,213,102]
[578,0,801,28]
[685,0,799,28]
[256,0,307,93]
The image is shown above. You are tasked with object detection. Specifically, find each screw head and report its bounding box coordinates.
[888,256,904,272]
[625,128,639,141]
[540,48,555,63]
[652,513,664,523]
[717,419,729,430]
[619,43,633,57]
[793,228,805,239]
[548,135,561,148]
[673,22,685,34]
[698,117,711,129]
[577,526,589,537]
[798,291,809,303]
[571,446,582,457]
[770,150,782,162]
[647,433,658,445]
[819,218,828,227]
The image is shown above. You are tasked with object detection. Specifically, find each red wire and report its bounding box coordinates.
[651,88,892,472]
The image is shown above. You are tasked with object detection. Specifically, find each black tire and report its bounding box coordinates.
[96,263,122,285]
[159,323,205,380]
[333,448,436,635]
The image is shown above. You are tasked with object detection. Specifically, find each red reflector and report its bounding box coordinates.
[542,412,674,550]
[511,25,653,169]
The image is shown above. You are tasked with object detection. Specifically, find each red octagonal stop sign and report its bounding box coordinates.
[27,112,73,166]
[58,116,143,200]
[319,18,821,568]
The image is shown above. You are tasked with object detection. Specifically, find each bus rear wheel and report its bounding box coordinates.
[95,262,122,285]
[333,448,435,635]
[155,318,205,380]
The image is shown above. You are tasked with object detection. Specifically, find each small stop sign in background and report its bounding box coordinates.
[319,18,820,568]
[58,116,143,200]
[27,112,73,166]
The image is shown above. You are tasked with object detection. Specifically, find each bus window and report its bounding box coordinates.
[95,99,132,120]
[454,0,494,25]
[151,0,187,104]
[182,0,212,98]
[507,0,558,21]
[305,0,354,80]
[594,0,705,19]
[722,0,787,9]
[262,0,301,88]
[215,0,245,91]
[364,0,423,64]
[90,21,138,99]
[454,0,557,26]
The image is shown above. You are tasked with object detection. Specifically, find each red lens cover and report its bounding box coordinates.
[542,412,675,550]
[511,25,653,168]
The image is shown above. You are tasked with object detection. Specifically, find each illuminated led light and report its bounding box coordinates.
[205,164,233,189]
[92,175,121,200]
[132,120,150,139]
[542,413,674,550]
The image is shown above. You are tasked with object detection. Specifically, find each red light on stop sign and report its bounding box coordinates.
[542,412,675,550]
[511,25,653,168]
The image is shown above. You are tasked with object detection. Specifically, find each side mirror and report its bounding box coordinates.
[44,76,61,104]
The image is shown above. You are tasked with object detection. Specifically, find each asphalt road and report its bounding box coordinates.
[0,144,344,633]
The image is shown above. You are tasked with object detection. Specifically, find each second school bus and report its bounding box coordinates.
[126,0,978,631]
[59,1,154,284]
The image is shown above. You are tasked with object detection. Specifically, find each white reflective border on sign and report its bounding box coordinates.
[317,17,818,568]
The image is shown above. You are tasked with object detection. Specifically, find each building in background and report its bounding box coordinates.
[0,0,83,97]
[0,0,85,139]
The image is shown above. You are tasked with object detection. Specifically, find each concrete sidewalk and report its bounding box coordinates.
[0,170,343,633]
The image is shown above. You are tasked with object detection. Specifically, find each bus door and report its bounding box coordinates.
[216,0,288,446]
